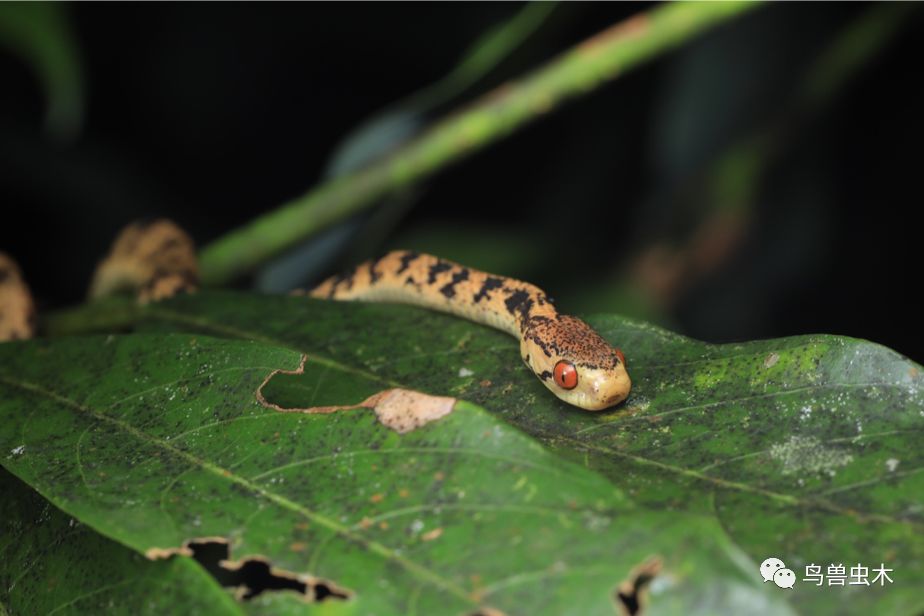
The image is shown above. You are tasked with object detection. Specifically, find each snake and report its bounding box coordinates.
[89,219,199,304]
[311,250,631,411]
[82,223,631,410]
[0,253,36,341]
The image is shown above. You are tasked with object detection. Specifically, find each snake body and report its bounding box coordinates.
[311,251,630,411]
[89,219,199,304]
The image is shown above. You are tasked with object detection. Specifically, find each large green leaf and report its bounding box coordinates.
[0,333,786,615]
[4,291,922,614]
[0,467,240,615]
[131,292,924,615]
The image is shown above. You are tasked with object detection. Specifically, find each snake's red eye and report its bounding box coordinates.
[615,348,626,368]
[553,360,578,390]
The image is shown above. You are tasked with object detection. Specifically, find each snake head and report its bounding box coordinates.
[521,315,631,411]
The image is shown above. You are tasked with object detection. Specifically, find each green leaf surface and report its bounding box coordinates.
[0,467,239,615]
[0,332,786,615]
[136,292,924,615]
[4,291,922,614]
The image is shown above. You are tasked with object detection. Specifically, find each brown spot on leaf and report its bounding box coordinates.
[421,527,443,542]
[370,389,456,434]
[289,542,307,552]
[370,493,384,503]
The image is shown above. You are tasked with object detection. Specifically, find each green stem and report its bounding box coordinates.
[199,1,761,286]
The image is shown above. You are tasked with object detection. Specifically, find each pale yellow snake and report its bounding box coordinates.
[312,251,631,411]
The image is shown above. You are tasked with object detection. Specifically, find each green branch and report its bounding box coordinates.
[199,1,761,286]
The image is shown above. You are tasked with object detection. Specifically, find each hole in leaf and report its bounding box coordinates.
[615,557,662,616]
[257,355,456,433]
[187,540,350,602]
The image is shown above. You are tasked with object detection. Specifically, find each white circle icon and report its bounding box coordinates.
[773,568,796,589]
[760,557,786,583]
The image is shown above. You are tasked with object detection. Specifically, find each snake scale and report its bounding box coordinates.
[312,250,631,411]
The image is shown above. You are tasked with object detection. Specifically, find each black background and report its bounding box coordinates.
[1,3,922,361]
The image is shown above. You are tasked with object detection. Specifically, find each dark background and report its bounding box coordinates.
[1,3,922,360]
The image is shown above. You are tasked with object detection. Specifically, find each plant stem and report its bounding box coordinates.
[198,1,761,286]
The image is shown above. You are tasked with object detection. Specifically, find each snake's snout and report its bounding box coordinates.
[598,369,631,410]
[571,369,630,411]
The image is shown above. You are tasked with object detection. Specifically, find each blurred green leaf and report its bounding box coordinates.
[327,2,558,177]
[0,3,84,140]
[800,3,918,111]
[408,1,558,112]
